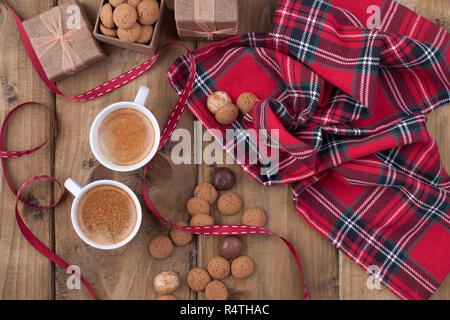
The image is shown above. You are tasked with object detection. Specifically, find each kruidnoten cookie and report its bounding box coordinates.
[241,207,266,227]
[187,268,211,291]
[109,0,126,8]
[215,103,238,125]
[117,24,141,42]
[113,3,137,29]
[100,3,114,28]
[153,271,179,295]
[207,91,231,114]
[205,280,228,300]
[186,197,210,216]
[137,25,153,43]
[137,0,159,25]
[194,182,218,204]
[207,256,231,280]
[127,0,141,7]
[231,256,255,279]
[149,235,173,259]
[217,192,242,215]
[99,23,117,37]
[169,221,193,246]
[190,213,215,227]
[236,92,258,114]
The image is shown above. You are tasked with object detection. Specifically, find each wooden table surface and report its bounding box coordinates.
[0,0,448,300]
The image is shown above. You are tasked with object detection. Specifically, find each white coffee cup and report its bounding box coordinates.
[89,86,161,172]
[64,178,142,250]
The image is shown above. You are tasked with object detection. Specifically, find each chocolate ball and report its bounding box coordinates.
[218,236,244,260]
[212,167,235,191]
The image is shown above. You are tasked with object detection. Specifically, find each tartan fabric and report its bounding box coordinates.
[167,0,450,300]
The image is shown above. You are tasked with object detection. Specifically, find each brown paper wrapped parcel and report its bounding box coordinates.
[174,0,238,40]
[22,0,105,82]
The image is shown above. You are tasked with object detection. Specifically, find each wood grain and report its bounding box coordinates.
[0,0,56,300]
[52,0,195,299]
[338,0,450,300]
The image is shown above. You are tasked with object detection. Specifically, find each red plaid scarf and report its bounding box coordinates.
[168,0,450,300]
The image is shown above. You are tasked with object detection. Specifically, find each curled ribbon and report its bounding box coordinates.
[29,6,90,74]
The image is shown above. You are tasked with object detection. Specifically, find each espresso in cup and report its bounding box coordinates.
[98,108,155,166]
[76,184,137,245]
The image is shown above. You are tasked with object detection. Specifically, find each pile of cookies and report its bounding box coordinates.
[99,0,160,43]
[207,91,258,125]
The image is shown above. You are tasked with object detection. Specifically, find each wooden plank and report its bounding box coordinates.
[339,0,450,300]
[53,0,196,299]
[195,0,338,300]
[0,0,56,299]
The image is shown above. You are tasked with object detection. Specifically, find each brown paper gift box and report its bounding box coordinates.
[93,0,166,56]
[22,0,105,82]
[174,0,238,40]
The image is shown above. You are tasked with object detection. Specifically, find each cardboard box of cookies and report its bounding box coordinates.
[93,0,165,56]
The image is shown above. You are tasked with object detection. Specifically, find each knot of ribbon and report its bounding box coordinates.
[29,6,90,74]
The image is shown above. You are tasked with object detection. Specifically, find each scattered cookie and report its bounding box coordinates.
[217,192,242,215]
[194,182,218,204]
[207,91,231,114]
[215,103,238,125]
[231,256,255,279]
[149,235,173,259]
[157,295,178,300]
[113,3,137,29]
[236,92,258,115]
[212,167,235,191]
[137,25,153,43]
[137,0,159,25]
[169,221,193,246]
[127,0,141,7]
[205,280,228,300]
[117,23,141,42]
[186,197,210,216]
[153,271,179,295]
[219,236,244,259]
[187,268,211,291]
[100,3,115,28]
[207,256,231,280]
[109,0,126,8]
[241,207,266,227]
[190,214,214,227]
[99,23,117,37]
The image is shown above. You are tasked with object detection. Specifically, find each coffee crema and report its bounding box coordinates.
[98,108,155,166]
[76,185,137,245]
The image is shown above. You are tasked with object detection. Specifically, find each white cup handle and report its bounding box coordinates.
[134,86,150,106]
[64,178,83,197]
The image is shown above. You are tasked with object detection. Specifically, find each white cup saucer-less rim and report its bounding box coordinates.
[70,180,142,250]
[89,102,161,172]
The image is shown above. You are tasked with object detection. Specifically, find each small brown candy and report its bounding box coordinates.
[215,103,238,125]
[137,25,153,43]
[218,236,244,260]
[99,23,117,37]
[117,23,141,42]
[207,256,230,280]
[169,221,193,246]
[207,91,231,114]
[187,268,211,291]
[217,192,242,216]
[190,214,214,227]
[231,256,255,279]
[205,280,228,300]
[109,0,126,7]
[113,3,138,29]
[241,207,266,227]
[153,271,179,295]
[194,182,218,204]
[212,167,235,191]
[236,92,258,114]
[127,0,141,7]
[157,295,177,300]
[186,197,210,216]
[149,235,173,259]
[137,0,159,25]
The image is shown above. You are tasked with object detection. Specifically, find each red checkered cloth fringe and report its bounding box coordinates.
[168,0,450,300]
